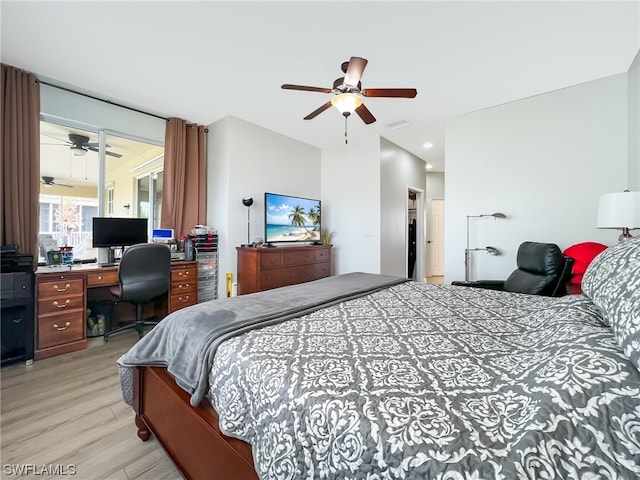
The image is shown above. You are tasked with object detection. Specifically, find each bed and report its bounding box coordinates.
[118,239,640,479]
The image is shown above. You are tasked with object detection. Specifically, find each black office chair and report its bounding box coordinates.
[452,241,574,297]
[104,243,171,341]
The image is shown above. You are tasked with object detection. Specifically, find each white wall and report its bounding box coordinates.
[444,73,628,283]
[380,138,427,278]
[206,116,321,297]
[629,51,640,190]
[321,137,381,275]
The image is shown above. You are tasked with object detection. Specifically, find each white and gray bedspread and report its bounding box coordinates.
[119,272,640,479]
[207,279,640,479]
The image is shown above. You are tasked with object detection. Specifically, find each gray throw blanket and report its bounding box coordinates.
[118,272,407,406]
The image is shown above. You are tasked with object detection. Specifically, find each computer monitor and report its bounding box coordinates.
[92,217,148,263]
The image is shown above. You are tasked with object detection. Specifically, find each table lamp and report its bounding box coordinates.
[597,191,640,241]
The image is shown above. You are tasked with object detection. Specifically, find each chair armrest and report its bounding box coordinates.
[451,280,506,291]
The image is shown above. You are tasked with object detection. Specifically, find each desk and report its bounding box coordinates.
[34,261,197,360]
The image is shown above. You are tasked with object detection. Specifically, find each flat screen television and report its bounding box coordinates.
[264,192,321,244]
[93,217,148,263]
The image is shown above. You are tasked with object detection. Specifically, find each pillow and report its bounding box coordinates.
[595,260,640,372]
[581,238,640,302]
[563,242,607,275]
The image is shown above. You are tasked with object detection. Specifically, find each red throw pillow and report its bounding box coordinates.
[564,242,608,275]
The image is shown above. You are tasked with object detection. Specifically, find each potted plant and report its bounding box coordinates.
[320,228,335,246]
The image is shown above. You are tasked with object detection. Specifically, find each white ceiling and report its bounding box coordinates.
[2,1,639,172]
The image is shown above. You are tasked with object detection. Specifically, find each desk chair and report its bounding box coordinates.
[452,241,574,297]
[104,243,171,341]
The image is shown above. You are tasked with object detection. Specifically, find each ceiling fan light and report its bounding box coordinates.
[331,93,362,114]
[70,146,86,156]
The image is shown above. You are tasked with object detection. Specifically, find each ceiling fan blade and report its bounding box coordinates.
[362,88,418,98]
[41,134,72,145]
[344,57,368,88]
[282,84,332,94]
[56,182,74,188]
[88,146,123,158]
[355,103,376,125]
[86,142,112,148]
[303,101,333,120]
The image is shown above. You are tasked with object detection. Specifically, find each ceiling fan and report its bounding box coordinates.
[281,56,417,142]
[42,133,123,158]
[41,176,73,188]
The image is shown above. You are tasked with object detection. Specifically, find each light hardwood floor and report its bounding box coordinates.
[1,332,181,480]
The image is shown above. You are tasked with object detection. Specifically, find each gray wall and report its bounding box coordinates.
[444,73,629,283]
[379,138,427,278]
[40,83,165,144]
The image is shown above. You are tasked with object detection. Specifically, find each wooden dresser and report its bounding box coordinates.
[169,261,198,311]
[236,245,332,295]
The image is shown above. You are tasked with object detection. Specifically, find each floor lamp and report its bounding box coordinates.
[465,212,506,281]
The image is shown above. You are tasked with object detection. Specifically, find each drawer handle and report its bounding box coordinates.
[53,321,71,331]
[97,275,103,280]
[12,318,22,324]
[178,284,190,289]
[179,295,190,302]
[53,299,71,309]
[53,283,71,292]
[179,271,190,277]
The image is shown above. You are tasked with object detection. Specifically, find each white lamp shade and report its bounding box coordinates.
[330,93,363,114]
[597,191,640,229]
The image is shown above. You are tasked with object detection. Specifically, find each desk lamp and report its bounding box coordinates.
[242,196,254,246]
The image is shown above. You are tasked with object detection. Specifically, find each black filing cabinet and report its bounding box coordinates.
[1,254,34,366]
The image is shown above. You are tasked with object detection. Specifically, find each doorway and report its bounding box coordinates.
[407,188,425,281]
[428,199,445,279]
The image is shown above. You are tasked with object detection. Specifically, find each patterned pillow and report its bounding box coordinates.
[582,238,640,305]
[595,260,640,372]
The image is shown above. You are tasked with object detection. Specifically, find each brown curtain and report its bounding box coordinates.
[161,118,206,237]
[1,64,40,268]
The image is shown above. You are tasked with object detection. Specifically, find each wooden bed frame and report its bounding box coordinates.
[133,366,258,480]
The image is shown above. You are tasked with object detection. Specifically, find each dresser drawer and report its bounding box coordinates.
[283,249,315,266]
[38,293,84,316]
[86,270,118,287]
[37,311,84,349]
[260,252,283,269]
[169,292,197,311]
[315,248,330,262]
[171,280,197,295]
[171,268,197,282]
[38,278,84,298]
[260,267,300,290]
[300,262,330,283]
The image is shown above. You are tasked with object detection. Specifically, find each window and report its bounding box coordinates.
[106,182,114,216]
[39,120,164,263]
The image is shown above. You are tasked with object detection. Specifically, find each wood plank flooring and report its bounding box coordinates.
[1,332,181,479]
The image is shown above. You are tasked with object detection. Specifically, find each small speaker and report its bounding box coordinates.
[242,196,254,207]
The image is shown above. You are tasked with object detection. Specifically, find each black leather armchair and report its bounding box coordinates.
[104,243,171,341]
[452,241,574,297]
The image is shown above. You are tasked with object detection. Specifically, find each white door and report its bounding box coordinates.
[428,199,445,276]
